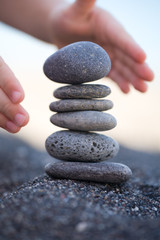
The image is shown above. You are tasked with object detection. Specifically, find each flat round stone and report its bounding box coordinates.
[43,41,111,84]
[54,84,111,99]
[49,99,113,112]
[45,131,119,162]
[50,111,117,131]
[45,162,132,183]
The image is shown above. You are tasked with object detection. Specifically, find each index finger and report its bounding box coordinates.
[0,56,24,103]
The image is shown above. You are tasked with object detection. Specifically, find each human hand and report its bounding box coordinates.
[0,57,29,133]
[50,0,154,93]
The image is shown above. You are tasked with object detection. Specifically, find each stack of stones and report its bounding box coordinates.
[43,41,132,183]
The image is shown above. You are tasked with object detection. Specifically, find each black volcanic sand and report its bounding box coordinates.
[0,134,52,194]
[0,134,160,240]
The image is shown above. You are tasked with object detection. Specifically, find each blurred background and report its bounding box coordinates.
[0,0,159,152]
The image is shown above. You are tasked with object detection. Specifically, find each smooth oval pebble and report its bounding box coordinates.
[45,162,132,183]
[43,41,111,84]
[50,99,113,112]
[54,84,111,99]
[45,130,119,162]
[50,111,117,131]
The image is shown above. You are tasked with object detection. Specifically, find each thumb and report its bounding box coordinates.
[72,0,96,15]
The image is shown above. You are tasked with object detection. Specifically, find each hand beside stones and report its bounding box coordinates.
[0,57,29,133]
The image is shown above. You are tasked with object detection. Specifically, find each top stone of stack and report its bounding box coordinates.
[43,41,111,84]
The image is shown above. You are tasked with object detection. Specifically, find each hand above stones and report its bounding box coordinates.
[50,0,154,93]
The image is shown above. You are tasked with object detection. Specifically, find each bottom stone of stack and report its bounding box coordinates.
[45,162,132,183]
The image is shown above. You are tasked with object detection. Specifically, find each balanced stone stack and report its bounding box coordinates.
[43,41,132,183]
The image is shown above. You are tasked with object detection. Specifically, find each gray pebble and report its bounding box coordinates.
[43,41,111,84]
[50,111,117,131]
[45,162,132,183]
[50,99,113,112]
[54,84,111,99]
[45,131,119,162]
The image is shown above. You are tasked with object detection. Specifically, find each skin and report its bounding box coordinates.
[0,0,154,133]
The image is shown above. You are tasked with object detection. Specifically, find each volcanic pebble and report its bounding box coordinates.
[43,41,111,84]
[45,162,132,183]
[45,130,119,162]
[50,111,117,131]
[54,84,111,99]
[49,99,113,112]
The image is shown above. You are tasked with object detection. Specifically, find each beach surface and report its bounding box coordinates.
[0,134,159,240]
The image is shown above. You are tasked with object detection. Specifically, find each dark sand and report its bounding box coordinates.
[0,134,160,240]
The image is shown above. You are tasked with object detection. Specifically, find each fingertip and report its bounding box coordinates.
[0,57,25,104]
[11,90,25,103]
[127,39,146,64]
[134,47,146,64]
[25,111,30,126]
[147,68,154,81]
[6,121,21,133]
[119,82,130,94]
[139,49,146,63]
[137,63,154,82]
[109,70,130,94]
[6,111,29,133]
[13,103,30,128]
[135,82,148,93]
[73,0,96,15]
[122,87,130,94]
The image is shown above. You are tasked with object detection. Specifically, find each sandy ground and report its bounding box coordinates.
[0,134,159,240]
